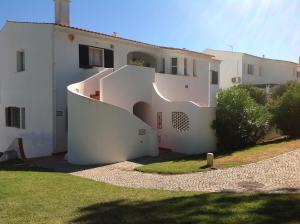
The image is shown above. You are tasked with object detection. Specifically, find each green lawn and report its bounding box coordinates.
[0,161,300,224]
[135,138,300,174]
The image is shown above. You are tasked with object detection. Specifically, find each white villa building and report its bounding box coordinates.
[204,49,300,90]
[0,0,221,164]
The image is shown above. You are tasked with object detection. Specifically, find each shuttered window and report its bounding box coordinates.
[5,107,25,129]
[79,45,90,68]
[79,45,114,69]
[104,49,114,68]
[171,58,177,75]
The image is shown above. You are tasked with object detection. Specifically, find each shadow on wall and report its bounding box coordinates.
[71,193,300,224]
[133,101,152,126]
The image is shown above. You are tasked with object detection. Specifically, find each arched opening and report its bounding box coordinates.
[133,102,152,126]
[127,51,157,69]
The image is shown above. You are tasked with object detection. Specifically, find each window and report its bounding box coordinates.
[5,107,25,129]
[297,71,300,78]
[5,107,20,128]
[21,108,26,129]
[79,45,114,68]
[259,66,262,76]
[161,58,165,73]
[193,59,197,77]
[17,50,25,72]
[211,70,219,85]
[184,58,188,76]
[88,47,103,67]
[247,64,254,75]
[157,112,162,129]
[171,58,177,75]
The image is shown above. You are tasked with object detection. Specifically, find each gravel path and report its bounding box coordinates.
[70,149,300,193]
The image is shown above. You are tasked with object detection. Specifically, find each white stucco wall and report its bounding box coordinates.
[101,65,155,112]
[204,49,243,89]
[153,84,217,154]
[242,54,299,85]
[205,49,299,89]
[0,22,54,158]
[81,68,112,96]
[155,73,209,106]
[68,64,217,165]
[259,58,298,84]
[67,83,158,165]
[100,65,216,155]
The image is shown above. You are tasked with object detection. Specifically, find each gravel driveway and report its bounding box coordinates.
[69,149,300,193]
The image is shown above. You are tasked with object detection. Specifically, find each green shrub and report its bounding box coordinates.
[128,59,145,67]
[271,80,299,99]
[212,88,272,151]
[237,85,267,105]
[273,84,300,137]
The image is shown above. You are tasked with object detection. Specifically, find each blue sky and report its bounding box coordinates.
[1,0,300,62]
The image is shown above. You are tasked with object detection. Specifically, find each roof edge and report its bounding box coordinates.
[205,48,298,65]
[6,20,214,58]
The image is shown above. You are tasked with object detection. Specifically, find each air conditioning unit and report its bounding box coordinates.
[232,77,241,83]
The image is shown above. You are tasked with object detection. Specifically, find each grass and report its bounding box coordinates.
[135,138,300,174]
[0,161,300,224]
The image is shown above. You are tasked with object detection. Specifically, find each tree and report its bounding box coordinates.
[271,80,299,99]
[273,84,300,137]
[237,85,267,105]
[212,88,271,151]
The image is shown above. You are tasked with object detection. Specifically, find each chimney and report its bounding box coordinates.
[55,0,70,26]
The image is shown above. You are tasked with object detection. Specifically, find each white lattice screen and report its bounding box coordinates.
[171,112,190,132]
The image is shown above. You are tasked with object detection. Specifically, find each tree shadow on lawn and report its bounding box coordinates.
[0,159,56,172]
[0,156,100,173]
[71,193,300,224]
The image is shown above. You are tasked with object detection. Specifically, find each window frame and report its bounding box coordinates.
[5,107,20,129]
[157,112,162,129]
[5,107,25,129]
[79,44,114,69]
[161,58,165,73]
[88,47,104,67]
[193,59,197,77]
[259,66,262,76]
[247,64,254,75]
[184,58,188,76]
[17,50,25,72]
[171,57,178,75]
[211,70,219,85]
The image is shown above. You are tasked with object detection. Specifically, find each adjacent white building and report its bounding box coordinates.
[204,49,300,90]
[0,0,220,164]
